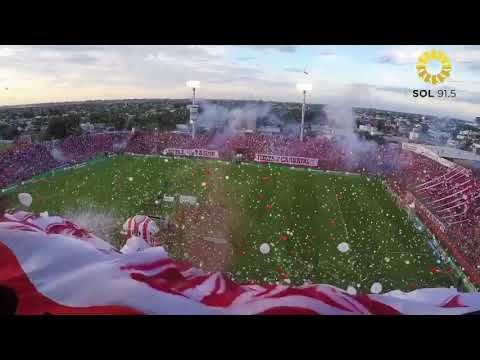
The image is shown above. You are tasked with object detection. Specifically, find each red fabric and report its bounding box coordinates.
[0,241,142,315]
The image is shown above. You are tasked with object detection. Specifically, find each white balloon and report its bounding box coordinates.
[40,211,49,218]
[346,286,357,295]
[259,243,270,254]
[370,282,383,294]
[18,193,32,207]
[337,242,350,253]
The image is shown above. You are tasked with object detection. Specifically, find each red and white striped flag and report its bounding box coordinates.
[1,211,480,315]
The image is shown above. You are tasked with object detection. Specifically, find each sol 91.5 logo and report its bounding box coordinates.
[412,49,456,99]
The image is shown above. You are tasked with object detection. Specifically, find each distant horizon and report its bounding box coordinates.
[0,45,478,121]
[0,96,473,122]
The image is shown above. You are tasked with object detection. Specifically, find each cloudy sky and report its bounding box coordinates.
[0,45,479,120]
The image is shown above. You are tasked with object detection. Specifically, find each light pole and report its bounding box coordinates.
[186,81,200,139]
[296,83,312,142]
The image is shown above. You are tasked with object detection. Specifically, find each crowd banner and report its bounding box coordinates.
[162,148,219,159]
[254,153,318,167]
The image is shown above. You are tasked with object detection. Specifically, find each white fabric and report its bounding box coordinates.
[121,236,152,254]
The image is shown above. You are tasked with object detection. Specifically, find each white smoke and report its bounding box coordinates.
[50,146,68,163]
[324,84,374,135]
[113,139,128,152]
[323,85,379,171]
[196,101,280,148]
[64,206,121,244]
[196,102,231,130]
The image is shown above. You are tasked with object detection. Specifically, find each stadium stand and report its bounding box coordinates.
[2,130,480,283]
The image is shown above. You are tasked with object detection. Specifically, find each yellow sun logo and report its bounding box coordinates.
[416,50,452,85]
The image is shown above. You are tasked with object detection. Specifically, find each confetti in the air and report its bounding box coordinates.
[18,193,33,207]
[259,243,271,255]
[370,282,383,294]
[346,286,357,295]
[337,242,350,253]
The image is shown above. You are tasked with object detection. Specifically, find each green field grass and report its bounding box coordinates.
[5,154,454,292]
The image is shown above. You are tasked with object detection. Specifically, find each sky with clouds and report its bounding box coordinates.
[0,45,479,120]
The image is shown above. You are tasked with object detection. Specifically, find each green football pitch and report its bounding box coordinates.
[5,154,454,292]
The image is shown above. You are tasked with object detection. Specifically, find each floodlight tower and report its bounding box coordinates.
[296,83,312,142]
[186,81,200,139]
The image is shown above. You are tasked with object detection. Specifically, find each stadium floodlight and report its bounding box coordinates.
[296,82,312,141]
[296,83,312,92]
[186,81,200,105]
[186,80,200,89]
[186,81,200,139]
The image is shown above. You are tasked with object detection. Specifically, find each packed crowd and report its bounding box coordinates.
[383,151,480,282]
[2,130,480,281]
[0,144,59,188]
[58,133,128,163]
[0,133,132,188]
[124,130,402,174]
[124,131,211,155]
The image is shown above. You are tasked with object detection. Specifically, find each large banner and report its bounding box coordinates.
[2,210,480,314]
[254,153,318,167]
[162,148,219,159]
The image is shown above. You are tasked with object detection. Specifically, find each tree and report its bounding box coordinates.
[376,120,386,132]
[65,115,81,136]
[90,111,108,123]
[355,118,361,128]
[112,114,127,131]
[23,110,35,118]
[154,112,177,131]
[48,108,62,116]
[0,124,19,140]
[47,117,67,139]
[47,115,81,139]
[463,139,473,151]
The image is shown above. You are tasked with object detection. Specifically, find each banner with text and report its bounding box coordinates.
[162,148,219,159]
[254,153,318,167]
